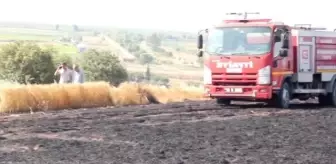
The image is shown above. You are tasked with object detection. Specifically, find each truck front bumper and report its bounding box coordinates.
[204,85,273,100]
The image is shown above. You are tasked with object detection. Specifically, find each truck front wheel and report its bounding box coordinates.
[318,94,332,106]
[216,98,231,106]
[276,82,291,109]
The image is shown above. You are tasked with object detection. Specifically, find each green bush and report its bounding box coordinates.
[128,72,145,82]
[0,41,56,84]
[93,31,100,36]
[187,81,201,87]
[0,42,130,85]
[139,53,154,64]
[160,60,173,65]
[42,45,74,66]
[152,75,170,85]
[79,49,128,85]
[127,44,140,52]
[151,46,165,53]
[52,53,73,67]
[146,33,161,47]
[161,51,173,57]
[128,71,170,86]
[133,49,146,58]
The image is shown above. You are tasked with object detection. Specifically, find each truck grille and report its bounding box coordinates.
[212,73,257,86]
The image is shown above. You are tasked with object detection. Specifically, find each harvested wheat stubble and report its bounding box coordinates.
[0,82,205,113]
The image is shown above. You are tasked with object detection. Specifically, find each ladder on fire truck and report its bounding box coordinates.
[226,12,260,19]
[292,24,327,31]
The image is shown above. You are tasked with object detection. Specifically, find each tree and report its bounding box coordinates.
[0,41,56,84]
[139,53,154,65]
[72,35,83,43]
[146,33,161,47]
[93,31,99,36]
[55,24,59,31]
[79,49,128,85]
[127,44,140,52]
[72,24,79,32]
[136,34,144,42]
[145,64,151,81]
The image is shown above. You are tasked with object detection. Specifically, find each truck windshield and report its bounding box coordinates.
[205,27,272,55]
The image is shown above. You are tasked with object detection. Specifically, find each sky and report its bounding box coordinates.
[0,0,335,32]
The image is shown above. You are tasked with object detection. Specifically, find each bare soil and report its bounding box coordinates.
[0,100,336,164]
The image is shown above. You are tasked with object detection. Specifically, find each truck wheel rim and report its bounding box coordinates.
[282,89,289,106]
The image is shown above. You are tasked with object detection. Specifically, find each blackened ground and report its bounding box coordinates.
[0,100,336,164]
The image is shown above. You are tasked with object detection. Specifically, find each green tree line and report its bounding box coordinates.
[0,41,128,85]
[0,41,171,86]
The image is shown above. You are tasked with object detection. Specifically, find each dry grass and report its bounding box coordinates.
[0,82,206,113]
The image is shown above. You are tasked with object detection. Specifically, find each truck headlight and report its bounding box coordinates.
[257,65,271,85]
[203,65,212,85]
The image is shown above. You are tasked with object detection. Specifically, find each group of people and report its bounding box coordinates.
[54,62,85,84]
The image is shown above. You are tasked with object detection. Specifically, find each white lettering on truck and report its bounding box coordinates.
[216,61,254,69]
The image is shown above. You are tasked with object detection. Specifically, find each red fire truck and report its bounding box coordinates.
[197,13,336,108]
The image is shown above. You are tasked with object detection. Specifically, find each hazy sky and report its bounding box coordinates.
[0,0,335,32]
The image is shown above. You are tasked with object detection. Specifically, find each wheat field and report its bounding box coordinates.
[0,82,206,113]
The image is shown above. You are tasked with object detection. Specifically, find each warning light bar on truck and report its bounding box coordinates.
[223,19,272,23]
[224,12,274,24]
[226,12,260,19]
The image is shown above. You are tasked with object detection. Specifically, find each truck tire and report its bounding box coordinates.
[216,98,231,106]
[276,82,291,109]
[266,95,277,107]
[331,84,336,106]
[320,83,336,106]
[318,94,332,106]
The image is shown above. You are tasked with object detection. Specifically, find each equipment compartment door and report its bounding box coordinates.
[298,45,313,72]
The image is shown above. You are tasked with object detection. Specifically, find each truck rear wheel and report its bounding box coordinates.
[276,82,291,109]
[320,83,336,106]
[216,98,231,106]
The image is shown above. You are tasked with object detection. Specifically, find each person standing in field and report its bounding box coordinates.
[72,64,85,83]
[54,62,73,84]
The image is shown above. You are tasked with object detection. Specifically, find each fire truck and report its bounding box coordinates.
[197,12,336,108]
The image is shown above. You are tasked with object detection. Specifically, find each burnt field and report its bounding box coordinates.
[0,100,336,164]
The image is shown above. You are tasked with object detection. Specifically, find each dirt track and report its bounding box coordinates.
[0,100,336,164]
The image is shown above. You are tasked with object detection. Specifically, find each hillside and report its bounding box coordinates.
[0,22,202,86]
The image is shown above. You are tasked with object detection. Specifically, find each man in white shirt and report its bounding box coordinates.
[72,64,85,83]
[54,62,72,84]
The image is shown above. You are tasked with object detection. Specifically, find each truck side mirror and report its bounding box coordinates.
[279,49,288,57]
[281,33,289,49]
[197,34,203,49]
[197,50,203,57]
[274,29,282,42]
[274,36,281,42]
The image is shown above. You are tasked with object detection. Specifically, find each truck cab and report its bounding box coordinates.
[197,18,336,108]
